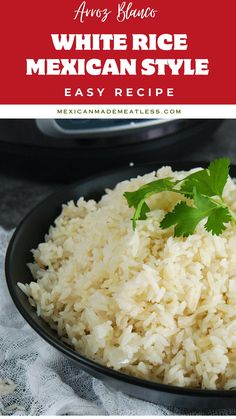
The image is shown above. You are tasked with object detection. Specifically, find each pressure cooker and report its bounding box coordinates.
[0,119,222,180]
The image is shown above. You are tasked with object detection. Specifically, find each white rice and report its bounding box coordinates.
[0,378,16,396]
[18,166,236,390]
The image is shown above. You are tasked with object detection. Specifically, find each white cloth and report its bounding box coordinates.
[0,226,234,416]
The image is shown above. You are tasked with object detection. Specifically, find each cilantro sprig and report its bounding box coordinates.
[124,158,236,237]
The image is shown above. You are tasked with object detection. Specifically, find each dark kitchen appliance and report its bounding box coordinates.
[5,160,236,411]
[0,119,222,180]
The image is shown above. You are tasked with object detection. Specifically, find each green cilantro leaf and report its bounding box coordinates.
[160,201,201,237]
[180,157,230,198]
[124,178,176,229]
[124,178,176,208]
[160,188,231,237]
[123,158,235,236]
[131,201,150,230]
[205,207,232,235]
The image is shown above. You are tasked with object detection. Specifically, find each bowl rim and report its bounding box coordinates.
[5,160,236,398]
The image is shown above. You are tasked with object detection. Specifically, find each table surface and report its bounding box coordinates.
[1,119,235,230]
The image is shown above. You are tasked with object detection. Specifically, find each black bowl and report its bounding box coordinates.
[5,161,236,411]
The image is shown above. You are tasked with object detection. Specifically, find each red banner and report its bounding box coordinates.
[1,0,235,104]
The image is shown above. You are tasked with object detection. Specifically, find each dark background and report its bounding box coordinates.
[1,119,235,230]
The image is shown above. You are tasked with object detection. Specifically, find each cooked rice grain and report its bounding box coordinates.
[18,166,236,390]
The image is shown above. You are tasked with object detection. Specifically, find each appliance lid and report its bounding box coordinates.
[36,118,196,147]
[36,118,181,138]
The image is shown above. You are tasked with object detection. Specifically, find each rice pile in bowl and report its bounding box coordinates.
[18,166,236,390]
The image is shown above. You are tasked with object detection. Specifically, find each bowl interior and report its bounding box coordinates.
[5,160,236,397]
